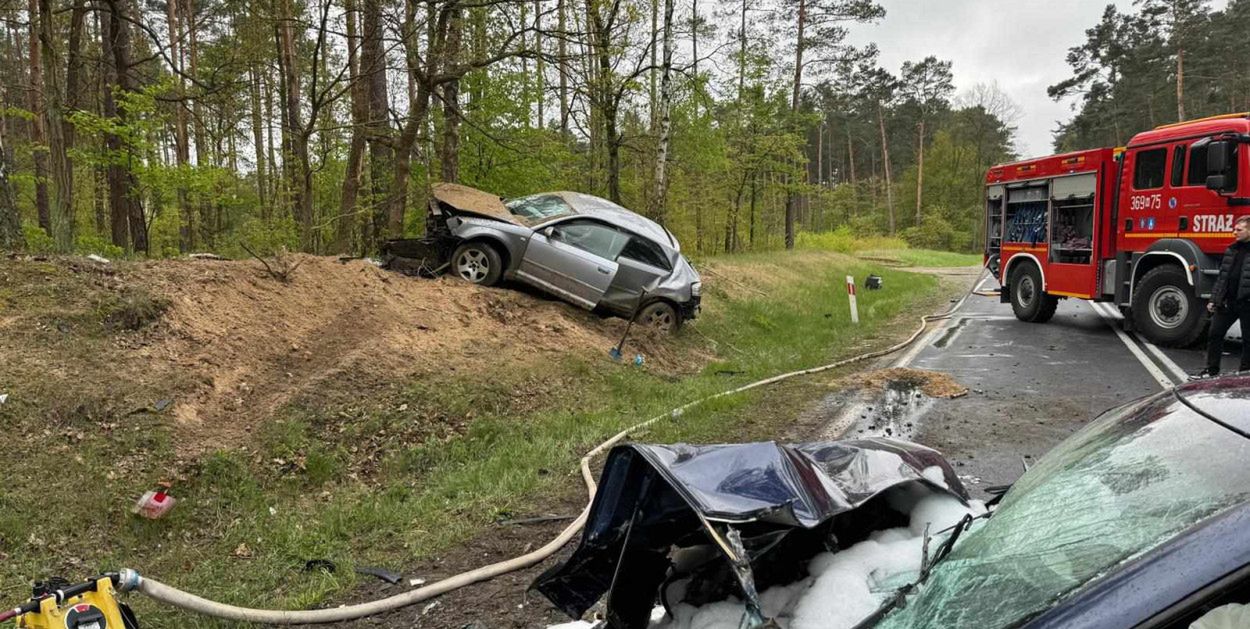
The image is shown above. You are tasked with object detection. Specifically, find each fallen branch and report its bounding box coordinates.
[239,243,304,283]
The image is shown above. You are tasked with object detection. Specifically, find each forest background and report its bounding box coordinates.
[0,0,1244,259]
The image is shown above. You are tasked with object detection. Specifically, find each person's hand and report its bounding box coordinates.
[1209,302,1217,313]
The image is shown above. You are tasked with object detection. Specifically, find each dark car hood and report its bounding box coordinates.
[1175,373,1250,433]
[533,438,968,626]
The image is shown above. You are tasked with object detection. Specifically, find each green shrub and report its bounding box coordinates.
[900,216,957,251]
[74,232,125,260]
[797,226,909,253]
[20,222,54,253]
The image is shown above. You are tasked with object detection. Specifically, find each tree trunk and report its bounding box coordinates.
[440,10,463,183]
[362,0,393,248]
[690,0,698,118]
[914,118,924,225]
[39,0,73,250]
[783,0,805,249]
[0,124,22,250]
[535,0,544,128]
[749,173,757,247]
[1176,48,1185,121]
[649,0,656,127]
[102,0,147,252]
[878,102,895,234]
[558,0,569,135]
[276,0,312,247]
[167,0,194,250]
[186,0,212,245]
[27,0,49,235]
[846,123,856,218]
[250,67,268,211]
[651,0,673,224]
[337,0,365,252]
[63,0,86,229]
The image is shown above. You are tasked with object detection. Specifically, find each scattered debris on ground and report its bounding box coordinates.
[833,368,968,399]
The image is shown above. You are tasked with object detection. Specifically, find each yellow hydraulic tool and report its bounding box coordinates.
[3,575,138,629]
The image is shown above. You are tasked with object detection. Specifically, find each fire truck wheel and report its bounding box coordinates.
[1131,265,1206,347]
[1009,263,1058,323]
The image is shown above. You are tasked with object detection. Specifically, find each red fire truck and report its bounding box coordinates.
[985,112,1249,347]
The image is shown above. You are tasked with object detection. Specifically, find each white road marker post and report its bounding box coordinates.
[847,275,860,324]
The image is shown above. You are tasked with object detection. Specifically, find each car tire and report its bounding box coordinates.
[452,242,504,286]
[1131,265,1206,348]
[1009,263,1058,323]
[637,300,680,333]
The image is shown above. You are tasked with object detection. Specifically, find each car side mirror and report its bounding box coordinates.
[541,226,556,238]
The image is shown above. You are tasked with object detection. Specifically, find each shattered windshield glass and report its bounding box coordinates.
[875,393,1250,629]
[505,194,574,221]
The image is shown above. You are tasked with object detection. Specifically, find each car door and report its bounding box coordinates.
[516,219,626,309]
[599,235,672,313]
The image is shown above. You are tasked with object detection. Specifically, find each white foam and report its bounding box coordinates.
[651,489,982,629]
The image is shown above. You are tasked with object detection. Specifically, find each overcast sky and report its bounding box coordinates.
[845,0,1226,158]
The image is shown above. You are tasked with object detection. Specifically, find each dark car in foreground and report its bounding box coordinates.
[537,375,1250,629]
[872,374,1250,629]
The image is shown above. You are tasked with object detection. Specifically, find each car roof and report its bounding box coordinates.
[548,192,679,250]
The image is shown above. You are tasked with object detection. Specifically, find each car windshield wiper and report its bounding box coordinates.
[848,510,990,629]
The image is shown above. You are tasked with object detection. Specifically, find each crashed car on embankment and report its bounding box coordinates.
[384,184,701,332]
[536,374,1250,629]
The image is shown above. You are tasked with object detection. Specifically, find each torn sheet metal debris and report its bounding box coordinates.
[534,439,967,628]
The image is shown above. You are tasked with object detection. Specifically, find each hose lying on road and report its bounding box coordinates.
[121,266,990,624]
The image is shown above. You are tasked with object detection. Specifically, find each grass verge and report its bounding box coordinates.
[0,250,963,627]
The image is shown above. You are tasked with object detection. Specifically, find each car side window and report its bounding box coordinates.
[1133,148,1168,190]
[618,237,671,271]
[550,220,629,260]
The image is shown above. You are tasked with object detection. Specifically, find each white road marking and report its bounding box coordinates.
[1087,301,1178,389]
[1087,301,1188,383]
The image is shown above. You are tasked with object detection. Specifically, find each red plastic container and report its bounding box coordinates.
[134,490,176,519]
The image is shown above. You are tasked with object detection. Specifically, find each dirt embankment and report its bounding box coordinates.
[5,254,701,459]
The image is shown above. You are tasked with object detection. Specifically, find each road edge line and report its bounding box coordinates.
[1088,301,1178,389]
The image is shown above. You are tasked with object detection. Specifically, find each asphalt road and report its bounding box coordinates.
[844,275,1243,499]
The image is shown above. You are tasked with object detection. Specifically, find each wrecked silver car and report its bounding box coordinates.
[426,184,701,332]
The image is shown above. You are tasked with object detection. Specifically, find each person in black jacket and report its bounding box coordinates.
[1193,216,1250,379]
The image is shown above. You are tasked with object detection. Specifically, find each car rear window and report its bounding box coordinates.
[619,237,671,270]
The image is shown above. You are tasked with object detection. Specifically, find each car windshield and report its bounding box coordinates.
[875,392,1250,629]
[505,194,574,222]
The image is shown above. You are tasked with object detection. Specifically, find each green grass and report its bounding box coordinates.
[857,248,983,268]
[0,250,957,627]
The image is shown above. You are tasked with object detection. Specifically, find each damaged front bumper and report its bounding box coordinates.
[533,439,968,628]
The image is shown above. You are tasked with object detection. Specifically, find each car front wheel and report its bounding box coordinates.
[452,242,504,286]
[637,300,680,333]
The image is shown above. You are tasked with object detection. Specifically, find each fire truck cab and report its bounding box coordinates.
[985,113,1250,347]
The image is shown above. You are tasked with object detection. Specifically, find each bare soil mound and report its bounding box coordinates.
[79,255,697,457]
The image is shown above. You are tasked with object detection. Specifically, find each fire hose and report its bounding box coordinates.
[8,264,991,625]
